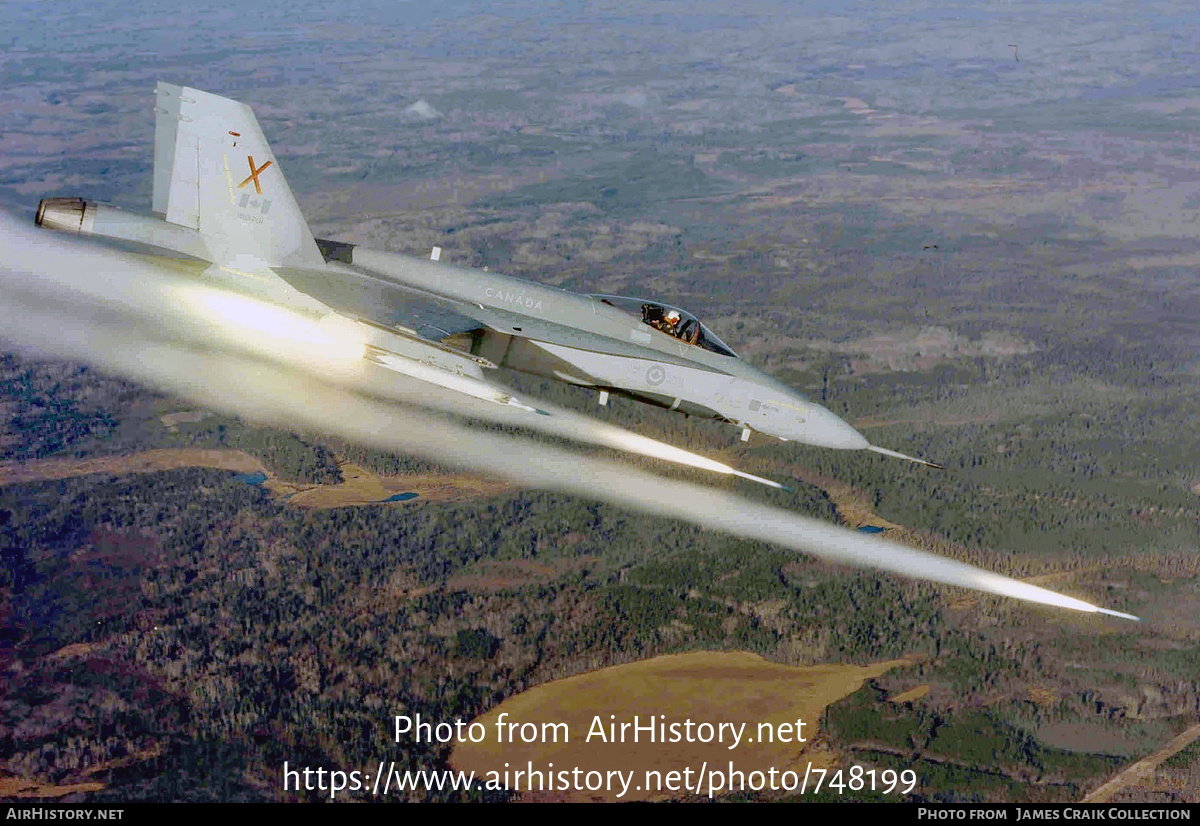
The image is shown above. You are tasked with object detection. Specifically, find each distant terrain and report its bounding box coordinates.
[2,0,1200,804]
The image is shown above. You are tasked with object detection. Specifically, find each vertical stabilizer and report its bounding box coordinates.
[152,82,324,268]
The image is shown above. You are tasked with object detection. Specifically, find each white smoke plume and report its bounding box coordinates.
[0,211,1139,621]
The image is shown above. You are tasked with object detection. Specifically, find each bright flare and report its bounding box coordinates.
[176,285,367,369]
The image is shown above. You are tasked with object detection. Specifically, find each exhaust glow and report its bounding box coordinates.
[178,285,367,369]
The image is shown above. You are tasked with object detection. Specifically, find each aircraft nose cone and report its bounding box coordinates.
[804,404,869,450]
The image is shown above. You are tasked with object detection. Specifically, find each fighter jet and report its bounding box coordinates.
[33,82,937,471]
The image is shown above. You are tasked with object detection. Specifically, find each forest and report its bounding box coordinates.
[3,334,1199,800]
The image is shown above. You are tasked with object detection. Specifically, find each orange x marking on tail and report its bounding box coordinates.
[237,156,273,194]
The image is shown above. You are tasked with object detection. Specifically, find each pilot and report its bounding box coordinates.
[644,305,678,335]
[663,310,682,334]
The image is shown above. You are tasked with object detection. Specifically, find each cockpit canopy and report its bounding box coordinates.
[590,294,739,358]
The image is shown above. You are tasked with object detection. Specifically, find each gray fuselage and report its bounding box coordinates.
[35,198,868,451]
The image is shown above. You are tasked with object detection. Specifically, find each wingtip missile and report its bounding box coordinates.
[730,469,791,490]
[867,444,944,469]
[504,396,552,416]
[1095,607,1141,622]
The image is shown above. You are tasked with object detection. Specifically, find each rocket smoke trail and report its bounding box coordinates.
[0,211,1139,621]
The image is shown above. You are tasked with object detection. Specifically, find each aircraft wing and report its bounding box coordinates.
[275,261,484,342]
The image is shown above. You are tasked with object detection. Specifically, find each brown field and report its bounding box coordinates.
[46,642,106,661]
[889,685,930,704]
[0,450,512,509]
[0,448,265,485]
[0,743,169,799]
[451,650,914,802]
[1082,722,1200,803]
[272,462,512,508]
[0,778,104,798]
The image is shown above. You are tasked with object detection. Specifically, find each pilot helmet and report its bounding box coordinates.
[666,310,681,323]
